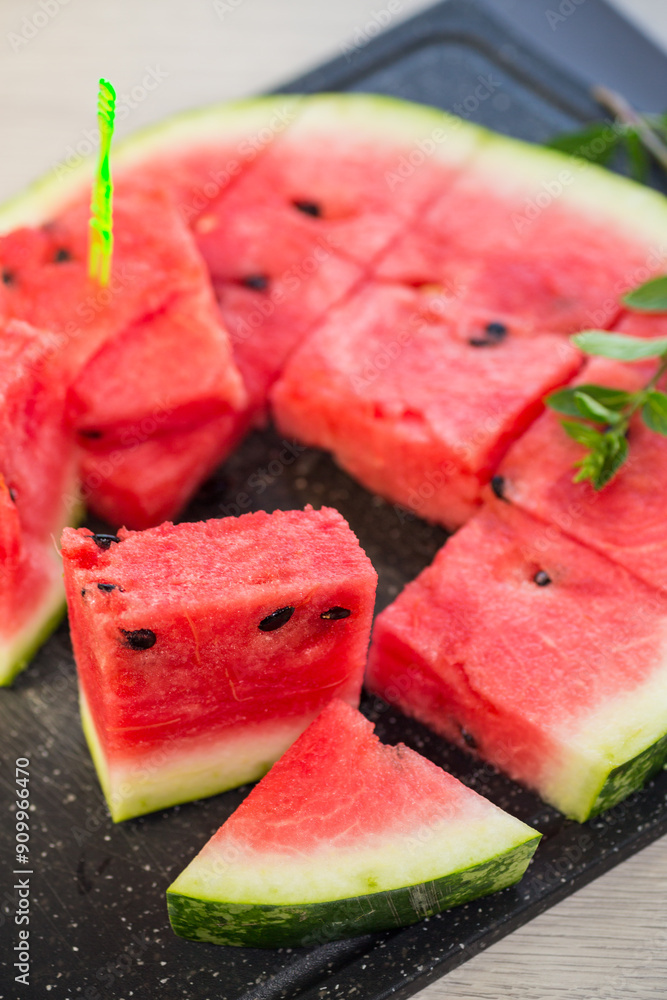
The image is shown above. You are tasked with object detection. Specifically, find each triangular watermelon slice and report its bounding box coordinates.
[61,506,377,821]
[367,500,667,821]
[0,320,79,684]
[167,700,540,948]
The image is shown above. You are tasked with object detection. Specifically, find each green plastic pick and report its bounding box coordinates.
[88,78,116,287]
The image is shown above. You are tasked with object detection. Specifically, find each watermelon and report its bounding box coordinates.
[367,500,667,822]
[371,131,667,333]
[272,282,582,529]
[60,506,377,821]
[496,356,667,592]
[167,699,540,948]
[0,184,246,528]
[0,320,79,684]
[195,94,482,422]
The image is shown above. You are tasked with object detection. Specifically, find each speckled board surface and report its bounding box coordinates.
[2,3,667,999]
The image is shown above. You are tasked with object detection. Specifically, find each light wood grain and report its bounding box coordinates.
[0,1,665,996]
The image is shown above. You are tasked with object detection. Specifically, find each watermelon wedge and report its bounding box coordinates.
[496,356,667,592]
[61,506,377,821]
[367,500,667,822]
[272,283,582,529]
[0,320,79,684]
[167,700,540,948]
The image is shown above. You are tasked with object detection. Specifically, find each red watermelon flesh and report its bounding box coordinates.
[77,409,249,531]
[61,506,378,821]
[0,184,245,436]
[613,309,667,339]
[272,283,582,529]
[372,152,658,334]
[0,320,78,684]
[166,699,539,947]
[366,500,667,821]
[496,356,667,592]
[192,95,481,420]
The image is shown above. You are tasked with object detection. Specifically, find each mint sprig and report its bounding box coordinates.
[545,332,667,489]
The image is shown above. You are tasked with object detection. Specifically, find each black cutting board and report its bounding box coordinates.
[2,2,667,999]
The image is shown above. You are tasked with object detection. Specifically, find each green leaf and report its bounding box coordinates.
[573,433,628,489]
[546,384,633,416]
[545,387,582,416]
[573,390,621,424]
[561,419,604,449]
[546,123,619,165]
[622,276,667,313]
[642,390,667,435]
[595,434,629,489]
[623,128,650,182]
[572,330,667,361]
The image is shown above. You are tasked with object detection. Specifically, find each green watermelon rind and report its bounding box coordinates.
[0,92,475,234]
[3,91,667,248]
[166,834,540,949]
[0,95,305,233]
[589,730,667,817]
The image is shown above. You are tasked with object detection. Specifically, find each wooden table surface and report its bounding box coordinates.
[0,1,665,997]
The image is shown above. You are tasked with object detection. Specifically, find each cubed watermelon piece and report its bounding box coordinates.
[367,501,667,821]
[167,700,540,948]
[496,356,667,592]
[0,320,79,683]
[61,506,377,821]
[77,409,249,531]
[0,184,246,529]
[195,94,482,421]
[373,134,665,333]
[272,283,582,529]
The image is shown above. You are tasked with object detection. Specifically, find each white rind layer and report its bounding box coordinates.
[542,651,667,820]
[0,569,65,686]
[468,127,667,253]
[170,794,536,906]
[0,95,304,233]
[79,690,331,822]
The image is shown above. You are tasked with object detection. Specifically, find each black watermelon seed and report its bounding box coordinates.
[258,606,295,632]
[490,475,506,500]
[79,429,103,440]
[8,487,16,502]
[293,200,321,218]
[97,583,117,592]
[81,589,86,598]
[53,247,72,263]
[121,629,156,650]
[91,533,120,550]
[320,607,351,620]
[241,274,269,291]
[2,269,14,285]
[461,727,477,749]
[468,321,508,348]
[534,570,552,587]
